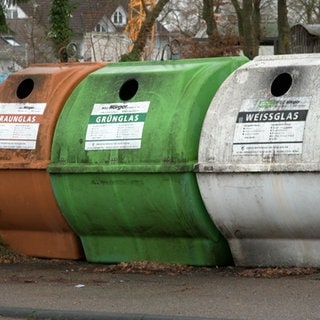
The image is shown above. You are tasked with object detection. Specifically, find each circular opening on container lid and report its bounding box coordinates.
[16,78,34,99]
[119,79,139,101]
[271,72,292,97]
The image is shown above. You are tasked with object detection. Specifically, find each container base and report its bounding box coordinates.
[80,235,232,266]
[0,230,84,260]
[229,238,320,267]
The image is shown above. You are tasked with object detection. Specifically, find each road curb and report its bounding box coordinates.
[0,307,235,320]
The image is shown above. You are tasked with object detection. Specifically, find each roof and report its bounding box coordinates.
[71,0,129,33]
[291,24,320,37]
[2,1,170,66]
[0,19,29,64]
[7,17,56,65]
[18,0,129,33]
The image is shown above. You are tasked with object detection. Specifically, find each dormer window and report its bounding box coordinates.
[95,23,107,32]
[113,10,123,25]
[6,8,18,19]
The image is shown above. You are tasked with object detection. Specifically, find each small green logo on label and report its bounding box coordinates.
[258,100,276,108]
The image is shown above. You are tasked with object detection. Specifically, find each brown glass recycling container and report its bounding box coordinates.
[0,62,105,259]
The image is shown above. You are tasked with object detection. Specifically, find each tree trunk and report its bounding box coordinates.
[203,0,219,38]
[121,0,170,61]
[277,0,291,54]
[231,0,260,59]
[231,0,244,37]
[253,0,261,54]
[242,0,260,59]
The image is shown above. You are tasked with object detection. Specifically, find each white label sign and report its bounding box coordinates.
[0,102,46,149]
[85,101,150,150]
[233,97,310,156]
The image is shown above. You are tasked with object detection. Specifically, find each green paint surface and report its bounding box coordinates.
[49,57,248,265]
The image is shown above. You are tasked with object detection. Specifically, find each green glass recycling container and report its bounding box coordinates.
[48,57,248,265]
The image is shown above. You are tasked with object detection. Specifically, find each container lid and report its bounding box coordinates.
[49,57,248,173]
[196,54,320,173]
[0,62,105,169]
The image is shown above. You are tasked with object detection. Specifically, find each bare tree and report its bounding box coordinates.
[159,0,240,58]
[288,0,320,24]
[159,0,204,37]
[5,1,56,66]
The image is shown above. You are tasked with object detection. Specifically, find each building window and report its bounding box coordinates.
[95,23,107,32]
[113,10,123,25]
[6,9,18,19]
[2,36,20,46]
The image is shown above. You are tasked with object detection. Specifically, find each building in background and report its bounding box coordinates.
[291,24,320,54]
[1,0,170,69]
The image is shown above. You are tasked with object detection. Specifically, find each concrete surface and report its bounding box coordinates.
[0,259,320,320]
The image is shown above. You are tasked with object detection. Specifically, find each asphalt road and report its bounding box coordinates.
[0,259,320,320]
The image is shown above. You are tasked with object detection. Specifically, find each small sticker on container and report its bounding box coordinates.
[233,97,310,156]
[0,102,46,150]
[85,101,150,150]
